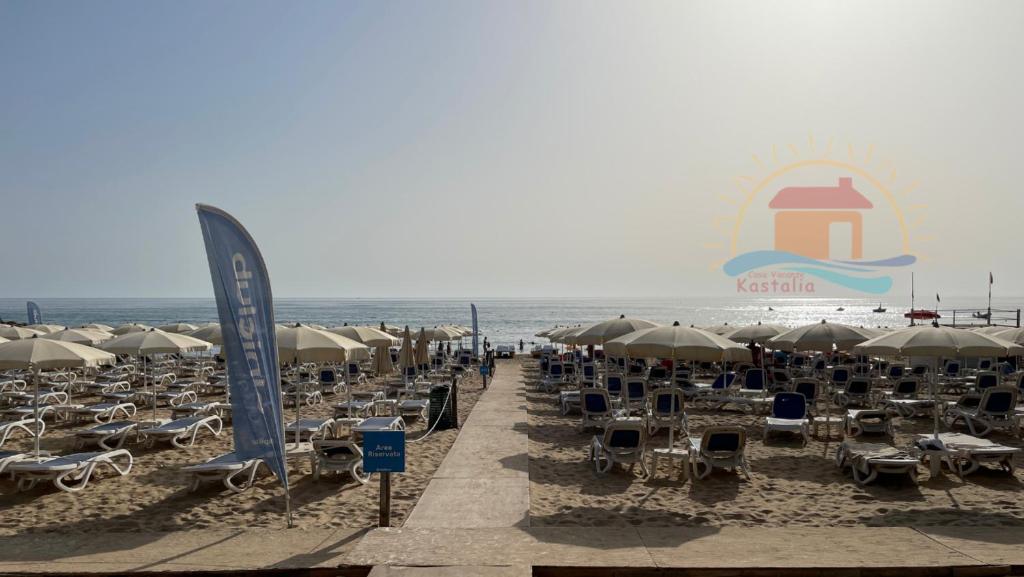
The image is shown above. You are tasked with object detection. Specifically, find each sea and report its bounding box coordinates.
[1,297,1020,347]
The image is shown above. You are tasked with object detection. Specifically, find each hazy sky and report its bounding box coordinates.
[2,0,1022,299]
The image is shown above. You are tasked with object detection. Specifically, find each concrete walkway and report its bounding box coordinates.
[402,360,529,529]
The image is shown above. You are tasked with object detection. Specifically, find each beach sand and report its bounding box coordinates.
[522,358,1024,528]
[0,372,483,535]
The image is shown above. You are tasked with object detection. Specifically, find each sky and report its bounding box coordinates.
[2,0,1022,299]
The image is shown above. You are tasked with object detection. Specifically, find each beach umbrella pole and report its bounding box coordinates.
[33,367,41,459]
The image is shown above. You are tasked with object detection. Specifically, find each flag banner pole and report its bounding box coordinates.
[196,204,291,527]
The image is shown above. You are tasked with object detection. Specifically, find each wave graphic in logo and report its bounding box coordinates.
[723,250,916,294]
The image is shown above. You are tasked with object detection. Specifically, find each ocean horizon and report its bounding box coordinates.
[3,296,1019,347]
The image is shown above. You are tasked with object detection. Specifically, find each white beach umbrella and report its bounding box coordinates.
[157,322,199,334]
[380,323,403,337]
[768,320,877,352]
[855,325,1024,439]
[0,337,115,457]
[327,325,398,347]
[112,323,153,335]
[606,321,751,453]
[988,326,1024,345]
[42,328,113,346]
[101,329,213,423]
[418,326,460,342]
[702,323,736,336]
[372,345,394,376]
[724,323,789,345]
[560,325,594,347]
[397,327,415,375]
[27,324,67,334]
[186,324,223,345]
[0,326,44,340]
[80,323,115,332]
[572,315,660,385]
[277,324,370,364]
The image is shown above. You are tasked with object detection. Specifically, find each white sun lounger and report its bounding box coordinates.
[285,418,335,441]
[835,441,918,485]
[689,425,750,480]
[0,450,41,475]
[7,450,133,493]
[75,420,139,450]
[140,415,223,449]
[182,452,265,493]
[69,402,137,424]
[916,433,1021,477]
[0,418,44,448]
[312,440,370,484]
[589,418,649,476]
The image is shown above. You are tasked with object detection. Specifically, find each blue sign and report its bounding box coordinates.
[196,204,288,490]
[479,364,490,376]
[26,301,41,325]
[363,430,405,473]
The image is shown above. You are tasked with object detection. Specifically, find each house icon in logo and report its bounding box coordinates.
[769,177,872,261]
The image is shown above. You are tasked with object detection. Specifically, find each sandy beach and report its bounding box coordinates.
[0,372,483,535]
[521,357,1024,528]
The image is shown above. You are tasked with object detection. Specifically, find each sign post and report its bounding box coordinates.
[363,430,406,527]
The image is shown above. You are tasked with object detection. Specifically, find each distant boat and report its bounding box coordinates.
[973,311,991,320]
[767,307,774,311]
[905,309,941,320]
[873,304,887,313]
[836,307,845,311]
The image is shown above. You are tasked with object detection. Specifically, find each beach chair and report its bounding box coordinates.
[835,441,918,485]
[740,368,767,396]
[835,377,873,408]
[4,403,60,421]
[790,378,820,407]
[843,409,894,438]
[647,387,688,437]
[689,426,749,480]
[881,364,905,383]
[398,398,429,420]
[881,378,933,418]
[0,379,27,393]
[647,366,669,383]
[75,420,138,450]
[285,417,335,441]
[763,392,809,445]
[769,369,790,393]
[606,375,623,399]
[183,452,265,492]
[588,418,649,476]
[69,402,137,424]
[624,379,647,413]
[0,417,44,448]
[916,432,1021,476]
[312,440,370,484]
[0,450,40,475]
[283,382,323,407]
[7,450,133,493]
[140,415,223,449]
[830,366,851,391]
[945,386,1019,437]
[974,371,999,392]
[334,391,384,418]
[581,363,597,387]
[580,388,626,430]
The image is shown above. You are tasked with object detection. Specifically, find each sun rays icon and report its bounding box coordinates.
[705,137,928,294]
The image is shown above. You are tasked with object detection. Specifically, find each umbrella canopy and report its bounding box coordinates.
[418,326,461,341]
[157,322,199,334]
[397,327,415,371]
[414,328,430,366]
[102,328,212,355]
[372,345,394,376]
[42,328,113,346]
[854,325,1024,357]
[112,323,153,335]
[724,323,789,345]
[606,322,753,362]
[27,324,67,334]
[559,325,594,346]
[702,323,736,336]
[768,321,877,352]
[380,323,403,337]
[277,324,369,364]
[328,326,398,347]
[79,323,115,332]
[186,324,223,345]
[0,326,44,340]
[989,326,1024,345]
[535,328,557,338]
[573,316,661,346]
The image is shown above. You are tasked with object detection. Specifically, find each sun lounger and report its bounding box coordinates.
[945,386,1019,437]
[764,392,809,445]
[69,402,137,424]
[647,387,688,437]
[3,390,68,407]
[835,377,873,408]
[4,403,60,421]
[915,432,1021,477]
[843,409,893,438]
[0,417,44,448]
[0,450,41,475]
[580,388,626,431]
[0,379,27,393]
[182,452,265,492]
[7,450,133,493]
[75,420,138,450]
[881,378,934,418]
[312,440,370,484]
[398,399,429,420]
[588,418,649,476]
[285,418,335,441]
[140,415,223,449]
[689,425,750,480]
[835,441,918,485]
